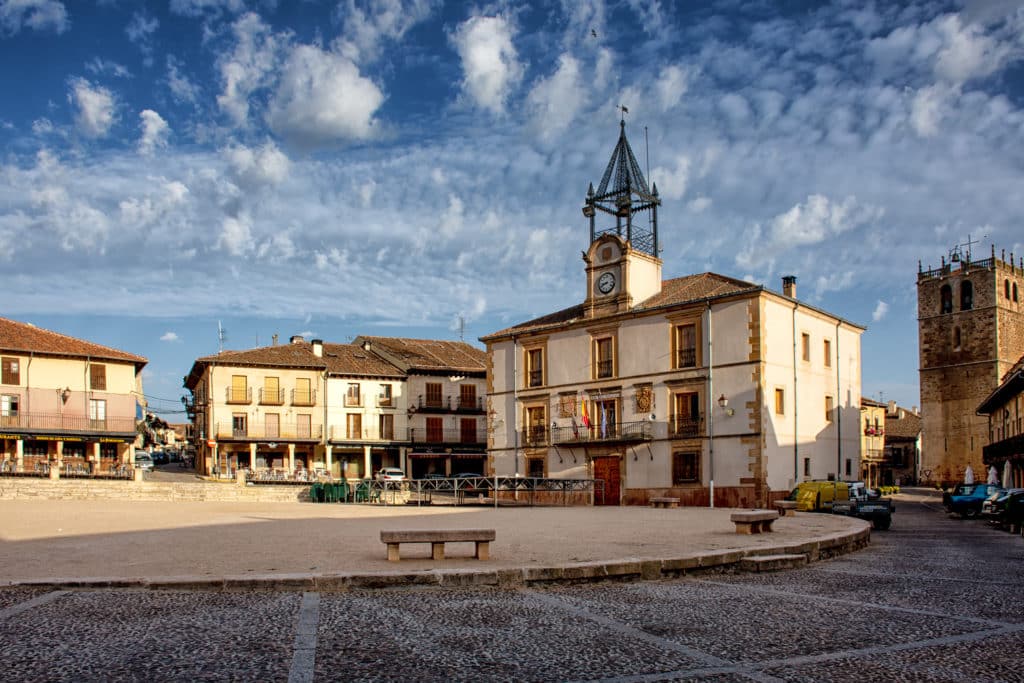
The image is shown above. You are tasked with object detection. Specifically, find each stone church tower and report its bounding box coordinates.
[917,245,1024,484]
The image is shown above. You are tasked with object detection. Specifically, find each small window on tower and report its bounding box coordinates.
[953,326,961,350]
[960,281,973,310]
[1006,279,1011,299]
[940,285,952,314]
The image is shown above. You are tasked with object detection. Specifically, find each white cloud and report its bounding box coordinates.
[770,195,880,246]
[160,331,180,342]
[452,14,522,115]
[119,179,190,228]
[438,193,464,239]
[687,197,711,213]
[224,140,290,187]
[170,0,245,16]
[655,64,689,111]
[216,12,280,127]
[872,300,890,322]
[651,154,691,200]
[526,54,584,141]
[0,0,68,35]
[910,84,949,137]
[125,11,158,64]
[218,214,253,256]
[335,0,437,63]
[85,58,131,79]
[166,56,201,105]
[266,44,383,146]
[32,118,55,135]
[68,78,117,138]
[138,109,170,156]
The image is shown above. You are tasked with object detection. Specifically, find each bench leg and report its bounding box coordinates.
[387,543,400,562]
[735,523,754,534]
[431,542,445,560]
[475,541,489,561]
[762,521,774,533]
[669,502,678,508]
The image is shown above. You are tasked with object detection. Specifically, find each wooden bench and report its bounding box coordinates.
[649,497,680,508]
[730,510,779,534]
[380,529,496,562]
[774,500,798,517]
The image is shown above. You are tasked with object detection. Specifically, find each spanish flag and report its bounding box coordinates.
[581,397,591,428]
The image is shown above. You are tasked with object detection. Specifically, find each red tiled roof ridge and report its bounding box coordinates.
[0,316,147,364]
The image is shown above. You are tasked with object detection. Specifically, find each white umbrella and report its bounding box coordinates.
[988,465,999,485]
[964,464,974,485]
[1004,460,1013,489]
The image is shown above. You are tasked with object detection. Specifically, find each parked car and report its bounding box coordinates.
[848,482,878,502]
[943,483,1003,518]
[134,453,154,471]
[984,488,1024,529]
[832,496,894,530]
[786,481,850,512]
[376,467,406,482]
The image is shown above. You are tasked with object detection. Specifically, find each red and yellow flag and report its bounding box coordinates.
[581,397,591,428]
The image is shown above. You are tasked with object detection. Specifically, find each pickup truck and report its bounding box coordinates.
[832,496,894,530]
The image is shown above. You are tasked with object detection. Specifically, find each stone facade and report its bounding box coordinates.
[917,250,1024,484]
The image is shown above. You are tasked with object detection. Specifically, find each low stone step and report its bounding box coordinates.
[740,553,808,572]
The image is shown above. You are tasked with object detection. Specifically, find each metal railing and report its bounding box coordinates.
[226,387,252,404]
[408,427,483,445]
[291,389,317,406]
[213,421,323,440]
[521,427,549,447]
[668,415,702,438]
[456,396,483,411]
[550,420,653,444]
[0,412,135,433]
[329,425,401,442]
[596,359,614,378]
[676,347,697,368]
[416,394,450,410]
[527,369,543,387]
[259,388,285,405]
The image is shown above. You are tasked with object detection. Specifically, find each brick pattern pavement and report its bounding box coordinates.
[0,489,1022,682]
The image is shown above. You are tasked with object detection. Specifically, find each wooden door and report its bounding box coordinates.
[593,456,621,505]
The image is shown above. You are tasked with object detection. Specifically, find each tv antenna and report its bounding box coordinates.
[457,315,465,342]
[217,321,227,354]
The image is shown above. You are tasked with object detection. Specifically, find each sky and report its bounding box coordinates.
[1,0,1023,421]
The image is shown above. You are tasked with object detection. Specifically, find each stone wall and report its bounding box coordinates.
[0,478,311,502]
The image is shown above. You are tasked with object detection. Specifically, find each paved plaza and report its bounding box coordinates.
[0,489,1021,681]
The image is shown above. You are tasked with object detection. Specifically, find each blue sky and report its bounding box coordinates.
[2,0,1023,420]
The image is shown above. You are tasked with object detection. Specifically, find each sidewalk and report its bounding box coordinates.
[0,499,869,589]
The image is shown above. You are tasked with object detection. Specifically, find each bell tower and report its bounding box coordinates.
[582,118,663,317]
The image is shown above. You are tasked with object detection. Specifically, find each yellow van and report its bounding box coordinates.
[787,481,850,512]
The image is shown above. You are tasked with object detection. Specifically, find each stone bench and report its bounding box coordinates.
[649,497,680,508]
[774,500,798,516]
[380,529,496,562]
[730,510,779,534]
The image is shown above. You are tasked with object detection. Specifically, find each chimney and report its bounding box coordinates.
[782,275,797,299]
[290,335,304,345]
[362,341,371,351]
[912,406,919,415]
[887,400,897,415]
[312,339,323,357]
[272,334,279,346]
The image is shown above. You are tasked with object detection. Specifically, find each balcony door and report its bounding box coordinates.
[595,400,617,439]
[265,413,280,439]
[672,392,700,438]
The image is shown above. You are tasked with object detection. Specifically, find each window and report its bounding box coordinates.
[346,413,361,439]
[296,413,312,439]
[803,457,811,477]
[426,417,443,442]
[460,418,477,443]
[672,451,699,484]
[89,364,106,391]
[527,458,545,478]
[262,376,282,404]
[823,339,832,367]
[1014,283,1019,302]
[232,413,247,437]
[674,323,697,368]
[960,281,973,310]
[595,400,617,438]
[379,414,394,440]
[953,326,962,350]
[265,413,280,439]
[1,394,19,427]
[294,377,313,406]
[526,348,544,387]
[230,375,248,403]
[88,398,106,427]
[526,406,546,446]
[595,337,614,378]
[346,383,360,407]
[825,395,834,422]
[378,384,392,407]
[1007,279,1012,299]
[940,284,952,314]
[801,333,810,362]
[460,384,477,410]
[425,382,443,408]
[671,392,700,438]
[775,388,785,415]
[1,357,20,385]
[845,458,852,477]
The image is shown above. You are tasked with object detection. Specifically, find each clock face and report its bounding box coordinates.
[597,271,616,295]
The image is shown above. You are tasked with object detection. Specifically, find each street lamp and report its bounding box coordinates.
[718,394,734,417]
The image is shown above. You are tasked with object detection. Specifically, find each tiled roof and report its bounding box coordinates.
[482,272,759,339]
[355,336,486,372]
[861,397,886,408]
[885,407,922,440]
[0,316,147,366]
[322,343,404,377]
[194,343,326,369]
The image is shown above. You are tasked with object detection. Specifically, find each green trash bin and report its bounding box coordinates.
[310,482,323,503]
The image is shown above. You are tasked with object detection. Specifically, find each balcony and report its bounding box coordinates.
[676,348,697,368]
[668,414,702,439]
[329,425,401,442]
[983,433,1024,464]
[455,396,484,413]
[595,359,614,379]
[225,387,252,404]
[526,369,543,388]
[259,388,285,406]
[291,389,317,407]
[550,420,653,445]
[408,427,484,446]
[521,426,549,448]
[0,411,136,435]
[414,394,452,413]
[213,421,323,441]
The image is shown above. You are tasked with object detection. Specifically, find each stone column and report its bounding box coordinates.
[288,444,296,473]
[363,445,372,479]
[15,439,23,473]
[92,442,101,473]
[325,445,333,476]
[400,446,408,476]
[249,443,258,471]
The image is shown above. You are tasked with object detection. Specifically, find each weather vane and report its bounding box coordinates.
[619,104,629,121]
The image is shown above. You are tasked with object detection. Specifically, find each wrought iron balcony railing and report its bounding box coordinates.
[329,425,401,442]
[408,427,483,445]
[0,411,136,434]
[550,420,652,444]
[291,389,317,406]
[213,421,323,440]
[596,359,614,378]
[668,414,702,438]
[676,347,697,368]
[259,388,285,405]
[226,387,252,404]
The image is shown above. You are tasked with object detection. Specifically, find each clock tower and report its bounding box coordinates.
[583,120,662,318]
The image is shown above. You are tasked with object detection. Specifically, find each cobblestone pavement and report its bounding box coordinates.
[1,489,1021,682]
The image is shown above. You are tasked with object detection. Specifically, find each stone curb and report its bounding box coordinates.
[2,520,871,593]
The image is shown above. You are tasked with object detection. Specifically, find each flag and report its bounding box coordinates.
[600,405,607,438]
[581,398,591,428]
[571,416,579,439]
